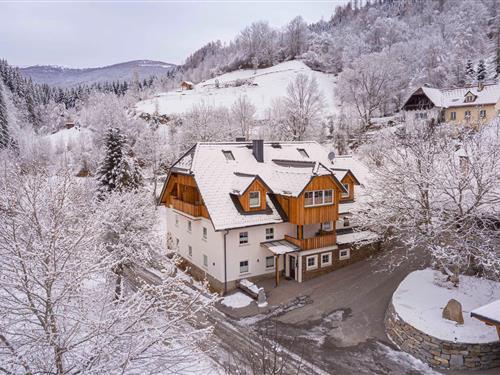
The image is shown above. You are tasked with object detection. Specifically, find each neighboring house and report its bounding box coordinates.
[402,82,500,127]
[159,140,379,294]
[180,81,194,90]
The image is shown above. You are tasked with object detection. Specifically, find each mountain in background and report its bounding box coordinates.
[19,60,176,87]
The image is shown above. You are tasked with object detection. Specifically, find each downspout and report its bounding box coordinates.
[223,229,229,295]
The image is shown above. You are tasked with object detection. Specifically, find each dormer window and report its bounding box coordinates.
[464,93,476,103]
[297,148,309,158]
[342,183,350,198]
[222,150,235,161]
[249,191,260,208]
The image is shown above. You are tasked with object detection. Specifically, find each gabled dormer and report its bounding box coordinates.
[464,91,477,103]
[335,169,360,202]
[231,174,271,213]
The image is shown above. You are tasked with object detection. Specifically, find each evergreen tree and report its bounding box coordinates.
[0,84,11,149]
[476,59,486,81]
[96,127,142,197]
[465,59,475,81]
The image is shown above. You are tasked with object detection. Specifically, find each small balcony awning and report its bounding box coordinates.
[261,240,300,255]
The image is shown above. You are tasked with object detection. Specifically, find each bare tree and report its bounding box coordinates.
[231,95,256,140]
[285,16,309,59]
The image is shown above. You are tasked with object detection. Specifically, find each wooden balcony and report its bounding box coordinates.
[284,232,336,251]
[171,198,202,217]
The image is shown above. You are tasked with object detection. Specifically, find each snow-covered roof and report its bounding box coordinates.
[471,300,500,325]
[336,230,379,245]
[170,141,366,231]
[412,83,500,109]
[262,240,300,255]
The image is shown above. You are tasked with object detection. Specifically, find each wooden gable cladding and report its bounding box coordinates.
[161,173,209,219]
[239,178,268,211]
[276,175,340,225]
[340,174,355,202]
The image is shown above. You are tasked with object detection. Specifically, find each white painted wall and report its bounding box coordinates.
[225,222,295,282]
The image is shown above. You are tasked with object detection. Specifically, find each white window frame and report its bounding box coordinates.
[265,256,275,269]
[188,245,192,257]
[239,260,249,274]
[239,231,249,245]
[324,189,333,203]
[342,183,350,198]
[187,220,192,232]
[321,252,332,267]
[265,227,274,240]
[339,249,350,260]
[202,226,207,240]
[304,190,334,207]
[249,191,260,208]
[306,255,318,271]
[450,111,456,121]
[203,254,208,267]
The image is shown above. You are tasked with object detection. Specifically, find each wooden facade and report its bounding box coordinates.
[340,174,356,202]
[162,173,209,219]
[238,178,268,211]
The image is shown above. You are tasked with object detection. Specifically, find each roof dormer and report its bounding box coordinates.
[464,91,477,103]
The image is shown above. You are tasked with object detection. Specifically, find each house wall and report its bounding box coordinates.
[225,222,295,282]
[444,104,496,126]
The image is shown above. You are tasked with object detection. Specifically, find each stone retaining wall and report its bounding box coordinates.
[385,301,500,370]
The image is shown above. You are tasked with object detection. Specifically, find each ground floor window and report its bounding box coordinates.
[203,254,208,267]
[321,252,332,267]
[306,255,318,270]
[240,260,249,274]
[265,256,275,269]
[339,249,350,260]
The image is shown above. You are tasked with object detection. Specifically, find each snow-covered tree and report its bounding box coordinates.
[476,59,487,81]
[0,83,10,149]
[284,16,309,59]
[359,121,500,280]
[96,127,142,197]
[465,59,475,81]
[0,161,214,374]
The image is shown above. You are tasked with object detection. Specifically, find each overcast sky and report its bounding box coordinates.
[0,1,345,68]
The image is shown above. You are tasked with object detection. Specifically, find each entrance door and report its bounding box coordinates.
[289,255,296,280]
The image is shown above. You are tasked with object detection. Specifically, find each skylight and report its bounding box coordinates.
[222,150,235,161]
[297,148,309,158]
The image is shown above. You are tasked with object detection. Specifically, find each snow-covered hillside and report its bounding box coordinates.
[136,60,338,119]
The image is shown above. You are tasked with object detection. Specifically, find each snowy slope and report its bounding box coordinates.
[135,60,339,119]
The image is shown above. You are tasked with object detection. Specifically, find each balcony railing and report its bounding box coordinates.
[171,198,202,217]
[284,232,336,251]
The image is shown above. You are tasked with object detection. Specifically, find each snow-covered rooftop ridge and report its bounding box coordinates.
[172,141,368,231]
[421,83,500,108]
[471,299,500,325]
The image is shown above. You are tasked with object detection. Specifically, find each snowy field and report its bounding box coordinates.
[44,127,93,151]
[393,269,500,343]
[135,60,339,119]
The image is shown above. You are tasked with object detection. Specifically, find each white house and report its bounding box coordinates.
[159,140,379,294]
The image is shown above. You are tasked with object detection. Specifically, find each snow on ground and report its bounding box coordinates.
[377,342,439,375]
[136,60,339,119]
[221,291,254,309]
[44,127,93,151]
[393,269,500,343]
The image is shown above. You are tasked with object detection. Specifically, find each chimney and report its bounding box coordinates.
[252,139,264,162]
[478,81,484,92]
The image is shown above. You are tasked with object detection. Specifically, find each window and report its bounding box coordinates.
[239,231,248,245]
[339,249,350,260]
[324,189,333,203]
[323,221,332,231]
[187,220,192,232]
[188,245,192,257]
[304,191,314,207]
[203,254,208,267]
[265,256,275,269]
[314,190,324,205]
[175,215,179,227]
[480,109,486,118]
[202,227,207,240]
[239,260,249,274]
[464,95,475,103]
[265,227,274,240]
[306,255,318,270]
[249,191,260,208]
[297,148,309,158]
[342,183,350,198]
[465,110,471,119]
[321,252,332,267]
[222,150,235,161]
[450,111,457,121]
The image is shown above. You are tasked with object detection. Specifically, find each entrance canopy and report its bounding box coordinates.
[261,240,300,255]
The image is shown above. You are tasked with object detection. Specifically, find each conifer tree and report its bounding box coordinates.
[476,59,486,81]
[465,59,475,81]
[0,84,10,149]
[96,127,142,197]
